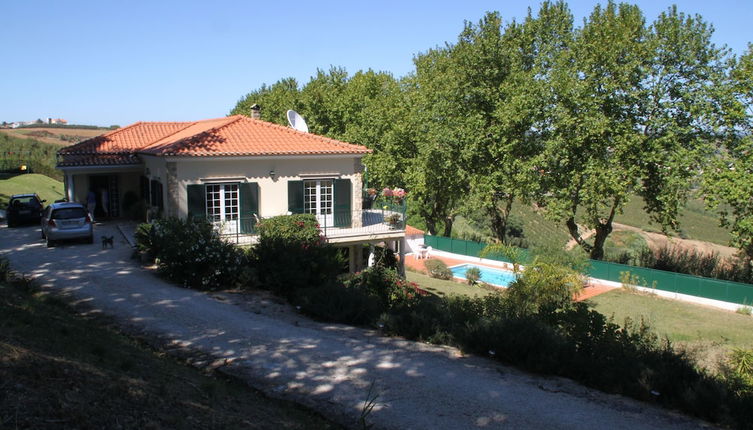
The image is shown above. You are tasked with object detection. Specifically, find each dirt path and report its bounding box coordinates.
[564,222,738,260]
[0,224,713,429]
[612,223,739,259]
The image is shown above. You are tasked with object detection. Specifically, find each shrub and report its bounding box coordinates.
[465,267,481,285]
[297,267,427,326]
[505,261,583,317]
[143,218,250,290]
[255,214,345,297]
[134,223,156,258]
[424,259,452,280]
[255,213,322,244]
[296,282,384,325]
[638,245,753,284]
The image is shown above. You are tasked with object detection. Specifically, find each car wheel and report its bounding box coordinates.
[7,220,15,228]
[87,235,94,244]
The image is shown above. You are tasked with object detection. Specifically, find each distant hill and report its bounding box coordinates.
[0,126,106,147]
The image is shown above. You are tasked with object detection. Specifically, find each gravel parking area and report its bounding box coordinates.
[0,223,714,429]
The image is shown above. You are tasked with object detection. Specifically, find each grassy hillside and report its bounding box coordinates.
[0,174,64,207]
[615,195,731,246]
[445,195,730,250]
[0,132,63,180]
[0,268,338,429]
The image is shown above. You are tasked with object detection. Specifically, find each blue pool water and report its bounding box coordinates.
[450,264,517,288]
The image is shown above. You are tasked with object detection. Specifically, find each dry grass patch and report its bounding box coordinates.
[0,278,339,430]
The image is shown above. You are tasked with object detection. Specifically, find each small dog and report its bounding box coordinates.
[101,235,114,249]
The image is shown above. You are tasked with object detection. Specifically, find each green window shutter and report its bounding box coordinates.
[288,180,304,214]
[334,179,351,227]
[186,184,205,221]
[239,182,259,234]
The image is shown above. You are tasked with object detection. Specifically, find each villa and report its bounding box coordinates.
[56,109,406,273]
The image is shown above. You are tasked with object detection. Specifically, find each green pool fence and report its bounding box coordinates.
[423,235,753,306]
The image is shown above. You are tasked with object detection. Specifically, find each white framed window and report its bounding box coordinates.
[206,183,239,222]
[304,179,333,226]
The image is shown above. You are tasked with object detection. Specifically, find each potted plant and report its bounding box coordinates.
[384,213,401,228]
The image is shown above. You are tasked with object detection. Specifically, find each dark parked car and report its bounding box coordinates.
[6,193,45,227]
[40,202,93,247]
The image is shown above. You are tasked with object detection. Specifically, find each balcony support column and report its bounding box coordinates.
[398,238,406,277]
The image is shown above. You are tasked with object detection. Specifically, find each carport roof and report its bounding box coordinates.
[57,115,370,167]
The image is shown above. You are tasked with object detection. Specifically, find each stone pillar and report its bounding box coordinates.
[65,173,75,202]
[352,159,364,228]
[165,162,179,218]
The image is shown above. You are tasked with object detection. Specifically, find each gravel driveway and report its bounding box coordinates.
[0,224,714,429]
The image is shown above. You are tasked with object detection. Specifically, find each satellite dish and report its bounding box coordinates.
[286,110,309,133]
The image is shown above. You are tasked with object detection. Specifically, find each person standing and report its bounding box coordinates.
[87,189,97,222]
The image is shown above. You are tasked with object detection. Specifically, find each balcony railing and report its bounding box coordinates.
[212,201,407,245]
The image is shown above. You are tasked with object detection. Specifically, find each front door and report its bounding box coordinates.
[304,179,333,227]
[206,183,239,234]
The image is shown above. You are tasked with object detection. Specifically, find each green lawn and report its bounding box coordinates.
[588,288,753,369]
[0,173,64,207]
[406,269,494,298]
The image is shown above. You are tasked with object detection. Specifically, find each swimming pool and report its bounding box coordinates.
[450,264,517,288]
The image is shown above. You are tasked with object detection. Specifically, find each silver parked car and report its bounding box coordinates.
[41,202,93,247]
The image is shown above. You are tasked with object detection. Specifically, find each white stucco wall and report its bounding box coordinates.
[169,156,364,219]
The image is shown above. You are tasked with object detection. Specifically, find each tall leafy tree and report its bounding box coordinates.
[540,2,728,260]
[704,45,753,259]
[640,6,730,229]
[231,77,301,124]
[464,4,574,242]
[406,48,469,236]
[540,2,648,260]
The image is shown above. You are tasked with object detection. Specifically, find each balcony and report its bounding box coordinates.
[214,199,407,246]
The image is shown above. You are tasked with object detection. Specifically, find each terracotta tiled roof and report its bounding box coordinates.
[405,225,425,236]
[57,115,370,167]
[140,115,371,156]
[59,122,190,154]
[57,154,141,167]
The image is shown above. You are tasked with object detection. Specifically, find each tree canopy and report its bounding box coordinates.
[231,1,751,260]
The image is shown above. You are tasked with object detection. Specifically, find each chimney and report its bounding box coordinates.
[250,104,261,120]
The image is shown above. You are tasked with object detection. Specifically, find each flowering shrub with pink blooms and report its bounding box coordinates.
[136,218,250,290]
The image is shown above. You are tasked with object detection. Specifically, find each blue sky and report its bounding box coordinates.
[2,0,751,127]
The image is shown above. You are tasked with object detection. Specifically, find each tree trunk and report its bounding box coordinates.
[566,217,593,253]
[489,195,514,243]
[443,214,454,238]
[590,221,613,260]
[425,218,438,236]
[489,206,506,242]
[589,198,620,260]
